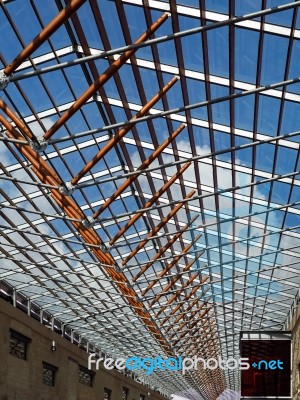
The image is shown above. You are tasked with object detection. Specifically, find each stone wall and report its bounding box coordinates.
[0,299,166,400]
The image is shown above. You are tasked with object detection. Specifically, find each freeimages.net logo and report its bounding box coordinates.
[88,354,285,375]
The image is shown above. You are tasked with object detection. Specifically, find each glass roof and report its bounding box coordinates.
[0,0,300,398]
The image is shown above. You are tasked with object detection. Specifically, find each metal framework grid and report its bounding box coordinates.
[0,0,300,398]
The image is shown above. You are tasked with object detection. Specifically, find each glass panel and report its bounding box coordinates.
[235,29,259,84]
[206,0,229,14]
[265,0,294,27]
[257,95,281,137]
[261,34,289,85]
[207,26,229,78]
[179,15,204,72]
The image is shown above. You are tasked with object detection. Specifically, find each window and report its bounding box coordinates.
[42,361,58,386]
[104,388,112,400]
[79,365,94,387]
[123,387,129,400]
[9,329,31,360]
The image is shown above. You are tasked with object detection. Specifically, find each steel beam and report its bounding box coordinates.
[119,219,300,257]
[121,189,196,265]
[165,299,211,333]
[98,196,300,230]
[43,13,170,141]
[8,1,300,81]
[54,131,300,191]
[4,0,88,76]
[0,174,58,190]
[110,160,192,245]
[96,123,185,222]
[158,285,210,321]
[47,114,300,148]
[129,215,199,281]
[42,78,300,140]
[140,240,202,294]
[149,271,204,308]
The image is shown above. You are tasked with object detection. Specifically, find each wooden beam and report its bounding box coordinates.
[121,189,196,265]
[97,124,186,222]
[43,13,170,141]
[4,0,88,75]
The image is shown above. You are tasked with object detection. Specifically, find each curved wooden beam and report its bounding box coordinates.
[0,99,35,140]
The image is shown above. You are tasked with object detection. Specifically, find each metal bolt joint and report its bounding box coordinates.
[100,243,111,253]
[59,182,75,196]
[82,216,95,228]
[29,137,48,153]
[0,71,9,91]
